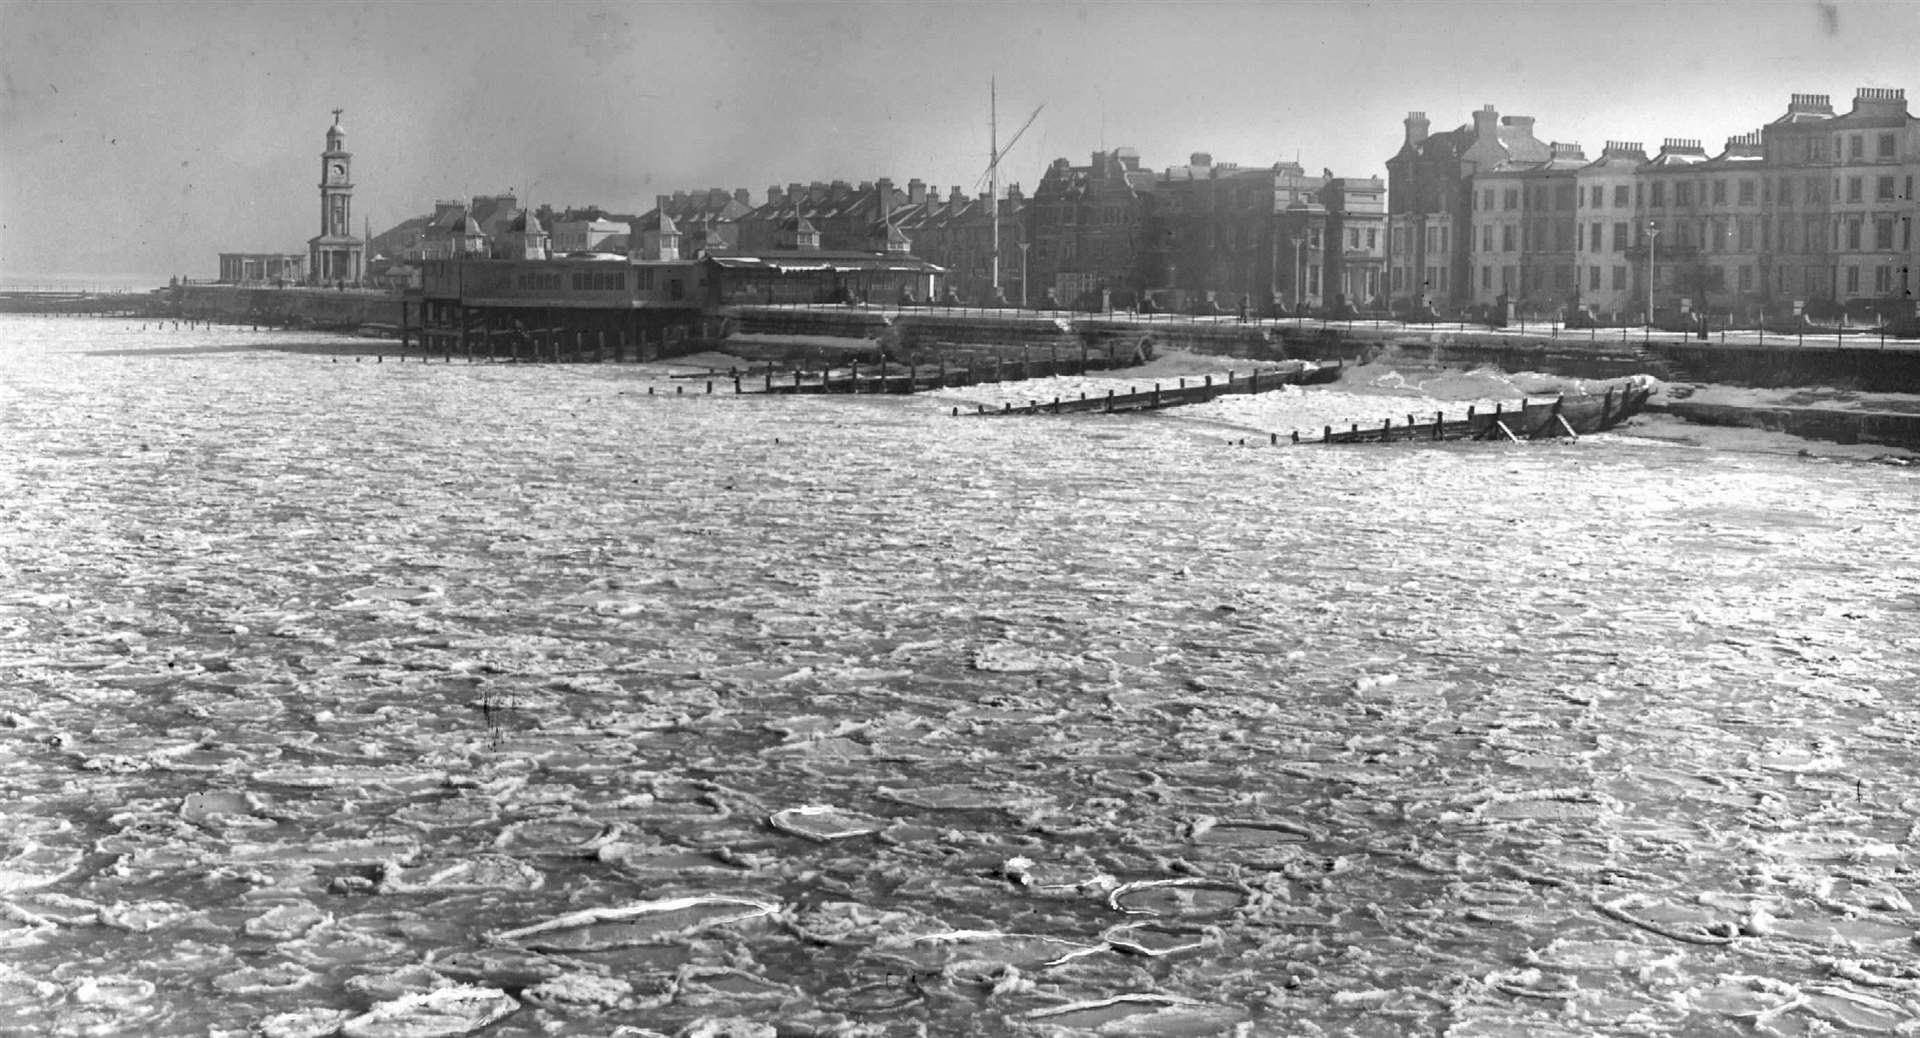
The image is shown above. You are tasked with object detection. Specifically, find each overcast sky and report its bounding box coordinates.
[2,0,1915,283]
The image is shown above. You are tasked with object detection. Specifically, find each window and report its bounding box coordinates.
[1877,176,1896,201]
[1482,226,1493,252]
[1806,176,1824,202]
[1849,134,1864,160]
[1712,180,1726,205]
[1504,189,1519,210]
[1879,133,1897,160]
[1607,184,1628,208]
[1367,229,1377,250]
[1590,186,1604,209]
[1875,266,1892,293]
[1612,222,1629,252]
[1676,182,1693,206]
[1612,265,1627,291]
[1847,177,1863,203]
[1501,265,1515,290]
[1739,266,1753,292]
[1876,218,1895,249]
[1846,265,1860,294]
[1737,218,1752,251]
[1589,265,1601,290]
[1589,222,1602,252]
[1482,189,1494,210]
[1738,180,1755,205]
[569,269,626,292]
[1651,182,1666,207]
[1778,178,1793,205]
[1847,219,1862,250]
[1809,137,1827,162]
[1348,229,1360,250]
[1482,265,1492,289]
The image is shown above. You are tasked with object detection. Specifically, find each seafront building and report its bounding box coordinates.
[1391,87,1918,320]
[1386,105,1552,311]
[1319,175,1388,311]
[1466,140,1587,311]
[1572,141,1650,316]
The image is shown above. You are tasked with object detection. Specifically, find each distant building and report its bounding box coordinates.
[1027,149,1157,306]
[737,180,901,255]
[1467,140,1587,311]
[1152,154,1331,312]
[308,109,366,285]
[217,252,306,285]
[1387,105,1549,308]
[550,217,629,254]
[1320,175,1387,310]
[1571,141,1648,316]
[634,189,753,256]
[1637,137,1714,314]
[888,181,1027,304]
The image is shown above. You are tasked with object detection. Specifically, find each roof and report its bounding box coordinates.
[707,251,943,274]
[509,210,544,234]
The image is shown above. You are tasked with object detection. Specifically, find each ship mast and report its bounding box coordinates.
[990,77,1000,296]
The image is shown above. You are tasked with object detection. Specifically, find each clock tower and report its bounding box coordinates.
[307,109,365,285]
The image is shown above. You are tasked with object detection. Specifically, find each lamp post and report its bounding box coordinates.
[1645,221,1660,329]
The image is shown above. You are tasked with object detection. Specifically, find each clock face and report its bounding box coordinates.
[329,162,346,181]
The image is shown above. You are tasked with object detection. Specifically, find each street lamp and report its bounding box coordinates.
[1645,221,1660,328]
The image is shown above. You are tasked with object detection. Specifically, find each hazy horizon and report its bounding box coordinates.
[3,0,1916,285]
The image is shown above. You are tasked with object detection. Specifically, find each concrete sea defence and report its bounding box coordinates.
[169,284,405,331]
[1652,400,1920,449]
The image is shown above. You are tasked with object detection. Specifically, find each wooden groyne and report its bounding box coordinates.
[956,363,1338,416]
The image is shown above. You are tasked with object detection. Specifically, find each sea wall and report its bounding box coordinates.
[1654,343,1920,393]
[173,285,406,331]
[1655,400,1920,449]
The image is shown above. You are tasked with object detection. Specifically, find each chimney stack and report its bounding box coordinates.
[1404,111,1430,146]
[908,178,926,205]
[875,177,893,225]
[1472,105,1499,142]
[735,188,751,205]
[1787,93,1834,116]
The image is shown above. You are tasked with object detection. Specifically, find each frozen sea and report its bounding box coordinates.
[3,314,1919,1038]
